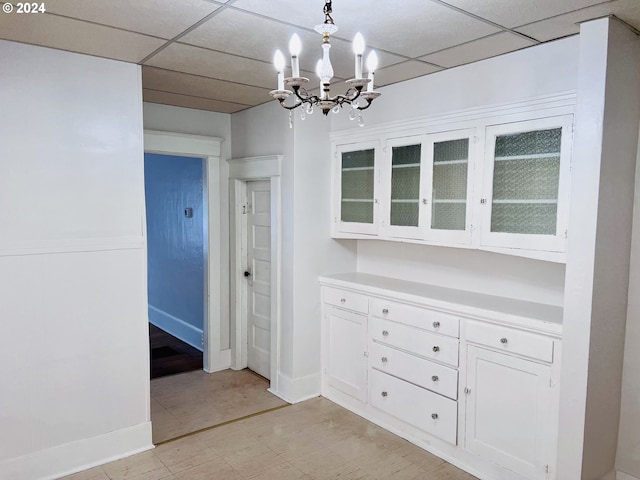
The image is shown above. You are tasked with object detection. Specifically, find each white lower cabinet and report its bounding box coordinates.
[320,274,562,480]
[369,369,458,445]
[465,346,553,480]
[323,303,368,403]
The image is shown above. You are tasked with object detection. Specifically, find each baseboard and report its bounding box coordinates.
[617,471,640,480]
[149,305,203,351]
[0,422,153,480]
[271,371,321,404]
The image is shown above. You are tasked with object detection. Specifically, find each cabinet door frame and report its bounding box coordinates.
[333,140,381,236]
[424,128,476,245]
[465,345,553,480]
[379,135,429,239]
[480,115,573,252]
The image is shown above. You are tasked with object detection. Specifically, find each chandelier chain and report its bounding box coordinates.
[323,0,334,25]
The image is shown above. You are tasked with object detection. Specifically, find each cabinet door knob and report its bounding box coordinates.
[500,337,508,344]
[381,391,388,397]
[431,375,439,382]
[382,308,389,314]
[431,413,438,420]
[340,298,346,303]
[381,356,388,363]
[432,346,440,352]
[432,321,440,328]
[382,330,389,337]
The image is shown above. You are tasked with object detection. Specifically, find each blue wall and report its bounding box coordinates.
[144,153,204,351]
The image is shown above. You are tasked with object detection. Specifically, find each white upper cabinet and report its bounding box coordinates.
[480,115,573,253]
[425,129,475,244]
[330,98,575,261]
[379,130,475,243]
[380,135,428,239]
[333,141,381,236]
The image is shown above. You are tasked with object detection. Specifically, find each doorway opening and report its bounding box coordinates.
[144,152,205,378]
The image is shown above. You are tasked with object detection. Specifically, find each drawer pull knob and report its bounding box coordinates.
[432,346,440,352]
[500,337,508,344]
[381,356,388,363]
[382,330,389,337]
[381,391,388,397]
[431,375,439,382]
[431,413,438,420]
[382,308,389,314]
[340,298,346,303]
[432,321,440,328]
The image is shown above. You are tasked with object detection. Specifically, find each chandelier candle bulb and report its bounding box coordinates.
[289,34,302,78]
[274,49,285,90]
[353,33,365,79]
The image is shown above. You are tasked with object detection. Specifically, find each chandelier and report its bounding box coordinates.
[270,0,381,126]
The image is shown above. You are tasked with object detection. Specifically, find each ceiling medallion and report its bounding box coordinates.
[270,0,381,127]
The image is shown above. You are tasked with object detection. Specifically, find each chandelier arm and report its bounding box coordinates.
[292,87,318,104]
[277,98,304,110]
[327,87,362,105]
[356,98,375,111]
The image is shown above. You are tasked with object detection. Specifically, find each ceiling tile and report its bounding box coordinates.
[142,66,272,105]
[440,0,613,29]
[180,8,406,79]
[45,0,221,39]
[419,32,536,68]
[515,0,640,41]
[373,61,443,87]
[0,12,165,62]
[232,0,500,57]
[143,89,249,113]
[145,42,314,89]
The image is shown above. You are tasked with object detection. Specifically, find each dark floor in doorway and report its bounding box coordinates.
[149,323,202,379]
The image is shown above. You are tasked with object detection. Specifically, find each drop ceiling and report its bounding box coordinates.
[1,0,638,113]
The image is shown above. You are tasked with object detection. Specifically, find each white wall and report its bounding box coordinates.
[0,41,151,479]
[290,112,359,388]
[357,242,565,306]
[231,101,357,401]
[143,103,232,350]
[558,18,640,480]
[616,123,640,478]
[617,109,640,479]
[332,36,580,306]
[333,36,579,132]
[231,101,296,379]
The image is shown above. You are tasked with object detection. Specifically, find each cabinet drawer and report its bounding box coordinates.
[369,369,458,445]
[371,299,459,338]
[370,342,458,400]
[323,287,368,314]
[465,321,554,363]
[371,317,459,367]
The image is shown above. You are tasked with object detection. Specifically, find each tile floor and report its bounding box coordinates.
[151,369,287,443]
[62,397,478,480]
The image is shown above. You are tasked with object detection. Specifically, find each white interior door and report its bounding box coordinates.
[246,180,271,379]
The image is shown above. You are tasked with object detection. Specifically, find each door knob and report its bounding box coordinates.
[244,271,251,277]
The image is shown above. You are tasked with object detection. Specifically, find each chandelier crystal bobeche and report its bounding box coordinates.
[270,0,381,126]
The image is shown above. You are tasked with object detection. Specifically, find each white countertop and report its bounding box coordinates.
[320,272,563,336]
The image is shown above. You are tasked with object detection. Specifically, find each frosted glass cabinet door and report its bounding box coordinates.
[334,141,380,236]
[425,129,475,244]
[481,115,573,252]
[380,135,427,239]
